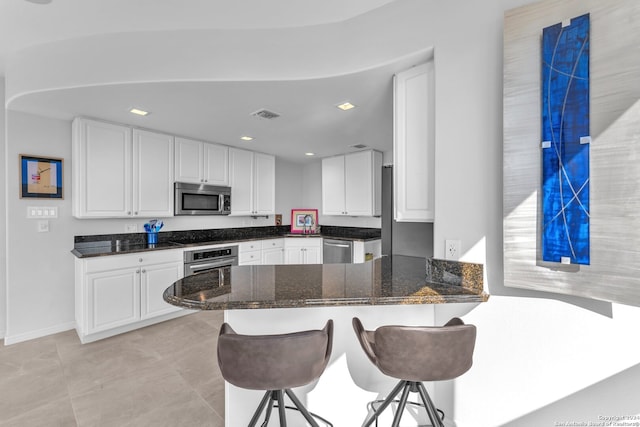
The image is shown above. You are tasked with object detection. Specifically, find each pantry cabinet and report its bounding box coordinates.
[229,148,275,216]
[174,137,229,186]
[75,249,186,343]
[321,150,382,217]
[72,118,174,218]
[393,62,435,222]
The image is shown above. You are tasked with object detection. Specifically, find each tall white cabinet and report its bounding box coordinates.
[229,148,275,216]
[393,62,435,222]
[174,137,229,186]
[322,150,382,217]
[72,117,174,218]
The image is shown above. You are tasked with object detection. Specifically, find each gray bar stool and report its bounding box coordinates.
[352,317,476,427]
[217,320,333,427]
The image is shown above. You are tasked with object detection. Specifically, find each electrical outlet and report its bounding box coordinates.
[125,224,138,233]
[37,220,49,233]
[445,240,461,260]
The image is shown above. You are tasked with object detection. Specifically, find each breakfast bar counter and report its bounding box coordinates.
[163,256,487,427]
[163,255,488,310]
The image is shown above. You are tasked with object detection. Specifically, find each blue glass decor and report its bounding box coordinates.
[541,14,590,265]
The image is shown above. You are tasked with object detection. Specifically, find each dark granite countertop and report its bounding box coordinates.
[72,225,381,258]
[163,256,489,310]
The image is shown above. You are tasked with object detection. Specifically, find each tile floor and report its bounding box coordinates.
[0,311,225,427]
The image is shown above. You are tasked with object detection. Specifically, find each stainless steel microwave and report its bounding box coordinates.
[174,182,231,215]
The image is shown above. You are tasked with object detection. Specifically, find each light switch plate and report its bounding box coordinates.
[125,224,138,232]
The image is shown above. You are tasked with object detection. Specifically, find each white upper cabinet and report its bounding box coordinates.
[174,137,229,186]
[133,129,174,217]
[229,148,275,216]
[73,118,133,218]
[72,118,174,218]
[393,62,435,222]
[321,155,345,216]
[322,150,382,217]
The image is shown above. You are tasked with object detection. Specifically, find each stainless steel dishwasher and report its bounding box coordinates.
[322,239,353,264]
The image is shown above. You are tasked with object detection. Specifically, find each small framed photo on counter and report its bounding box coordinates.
[290,209,318,234]
[19,154,64,199]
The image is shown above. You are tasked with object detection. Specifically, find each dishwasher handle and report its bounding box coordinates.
[324,242,351,248]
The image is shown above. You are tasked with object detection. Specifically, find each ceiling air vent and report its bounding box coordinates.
[251,109,281,120]
[350,144,368,149]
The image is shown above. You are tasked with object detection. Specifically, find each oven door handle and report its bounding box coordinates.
[187,259,235,273]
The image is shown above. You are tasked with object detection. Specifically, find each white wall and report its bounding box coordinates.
[423,0,640,425]
[0,78,6,338]
[3,111,304,343]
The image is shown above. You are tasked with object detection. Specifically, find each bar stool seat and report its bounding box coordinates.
[352,317,476,427]
[217,320,333,427]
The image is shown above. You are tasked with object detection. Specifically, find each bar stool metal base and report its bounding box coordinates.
[248,389,331,427]
[363,380,445,427]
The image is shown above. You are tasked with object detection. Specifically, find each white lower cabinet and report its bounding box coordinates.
[238,241,262,265]
[262,238,284,265]
[75,249,187,343]
[239,239,285,265]
[284,238,323,264]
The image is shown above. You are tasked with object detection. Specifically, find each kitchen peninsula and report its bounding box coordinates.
[164,256,488,427]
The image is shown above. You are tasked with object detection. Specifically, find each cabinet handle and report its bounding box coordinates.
[136,270,140,274]
[127,211,131,215]
[141,269,146,273]
[134,212,138,215]
[139,258,143,262]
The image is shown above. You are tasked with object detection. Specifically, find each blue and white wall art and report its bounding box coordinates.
[541,14,590,265]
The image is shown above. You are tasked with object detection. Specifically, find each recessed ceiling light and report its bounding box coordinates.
[305,152,315,156]
[24,0,52,4]
[129,108,149,116]
[337,102,357,111]
[240,136,254,141]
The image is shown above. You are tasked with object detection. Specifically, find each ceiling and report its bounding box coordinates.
[1,0,430,163]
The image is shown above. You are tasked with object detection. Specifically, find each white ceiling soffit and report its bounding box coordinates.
[0,0,396,75]
[2,0,433,163]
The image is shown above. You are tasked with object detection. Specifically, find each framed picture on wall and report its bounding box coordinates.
[19,154,64,199]
[290,209,318,234]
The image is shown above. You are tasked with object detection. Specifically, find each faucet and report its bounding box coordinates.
[303,214,314,234]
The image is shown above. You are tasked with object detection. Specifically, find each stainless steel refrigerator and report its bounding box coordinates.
[381,165,434,258]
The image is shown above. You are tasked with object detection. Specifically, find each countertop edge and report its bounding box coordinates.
[163,291,489,310]
[72,233,382,258]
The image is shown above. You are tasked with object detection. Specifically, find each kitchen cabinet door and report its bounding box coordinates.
[304,245,323,264]
[86,267,140,334]
[140,260,183,320]
[345,150,381,216]
[262,239,284,265]
[229,148,254,215]
[284,247,305,265]
[72,118,132,218]
[321,150,381,217]
[394,62,435,222]
[133,129,174,217]
[175,138,229,186]
[174,137,204,184]
[284,238,323,264]
[321,155,346,215]
[229,148,275,216]
[254,153,275,215]
[203,143,229,186]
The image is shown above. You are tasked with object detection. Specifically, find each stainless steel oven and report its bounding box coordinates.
[174,182,231,215]
[183,246,238,279]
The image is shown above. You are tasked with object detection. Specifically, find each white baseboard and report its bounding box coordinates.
[3,321,75,346]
